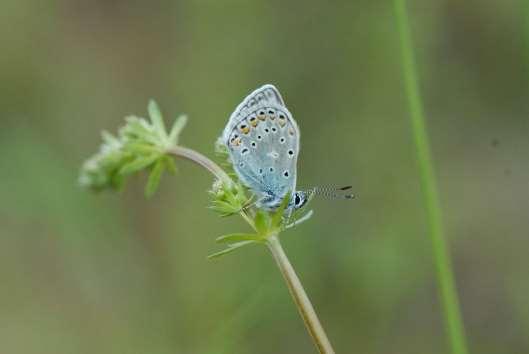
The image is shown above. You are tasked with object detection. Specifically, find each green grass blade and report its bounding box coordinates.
[524,0,529,84]
[393,1,469,354]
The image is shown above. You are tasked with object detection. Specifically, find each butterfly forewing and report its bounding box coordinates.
[223,85,300,208]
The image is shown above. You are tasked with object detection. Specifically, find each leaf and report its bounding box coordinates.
[222,186,239,206]
[271,193,290,228]
[122,116,160,145]
[168,115,188,146]
[80,100,189,194]
[118,154,159,175]
[123,116,152,137]
[216,233,260,244]
[208,200,239,216]
[126,142,160,155]
[145,159,165,197]
[254,210,270,236]
[101,130,120,145]
[148,100,166,138]
[285,210,314,229]
[163,155,177,174]
[207,241,256,260]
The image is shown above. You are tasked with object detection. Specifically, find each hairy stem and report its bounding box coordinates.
[393,1,469,354]
[166,146,232,184]
[166,146,256,229]
[267,235,335,354]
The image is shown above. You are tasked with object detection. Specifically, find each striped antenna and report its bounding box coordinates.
[307,186,355,200]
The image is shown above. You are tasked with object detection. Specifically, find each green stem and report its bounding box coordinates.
[166,146,256,230]
[267,235,335,354]
[393,1,469,354]
[167,146,333,353]
[523,0,529,84]
[167,146,232,184]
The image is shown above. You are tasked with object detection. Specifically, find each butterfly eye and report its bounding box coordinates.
[283,171,290,178]
[280,137,286,144]
[251,141,257,148]
[268,109,276,119]
[271,127,277,133]
[295,194,301,205]
[288,149,294,157]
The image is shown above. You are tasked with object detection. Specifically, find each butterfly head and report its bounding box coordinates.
[290,190,309,210]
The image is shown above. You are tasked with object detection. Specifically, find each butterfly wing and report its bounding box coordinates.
[222,84,286,142]
[223,84,300,206]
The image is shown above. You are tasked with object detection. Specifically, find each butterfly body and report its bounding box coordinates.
[222,84,308,211]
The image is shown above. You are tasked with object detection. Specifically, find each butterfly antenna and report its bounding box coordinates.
[309,186,355,200]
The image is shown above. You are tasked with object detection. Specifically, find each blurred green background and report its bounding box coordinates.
[1,1,528,353]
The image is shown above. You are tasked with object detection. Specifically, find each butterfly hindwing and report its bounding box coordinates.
[223,85,300,208]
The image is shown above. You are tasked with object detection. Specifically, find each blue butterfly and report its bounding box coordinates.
[222,84,353,213]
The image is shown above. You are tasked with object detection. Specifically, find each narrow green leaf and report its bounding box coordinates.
[168,115,188,146]
[122,118,159,145]
[101,130,120,145]
[254,210,270,236]
[163,155,177,174]
[111,171,126,191]
[208,200,239,216]
[148,100,166,138]
[216,233,260,244]
[207,241,255,260]
[210,200,237,210]
[118,154,159,175]
[222,188,239,206]
[271,193,290,228]
[125,142,160,155]
[285,209,314,229]
[145,160,165,197]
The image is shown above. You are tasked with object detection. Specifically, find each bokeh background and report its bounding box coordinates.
[1,1,528,353]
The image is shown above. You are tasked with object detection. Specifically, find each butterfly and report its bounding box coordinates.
[222,84,353,214]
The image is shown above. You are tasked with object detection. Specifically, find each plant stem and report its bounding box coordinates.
[166,146,232,184]
[266,235,335,354]
[524,0,529,84]
[166,146,256,230]
[393,1,469,354]
[167,146,332,352]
